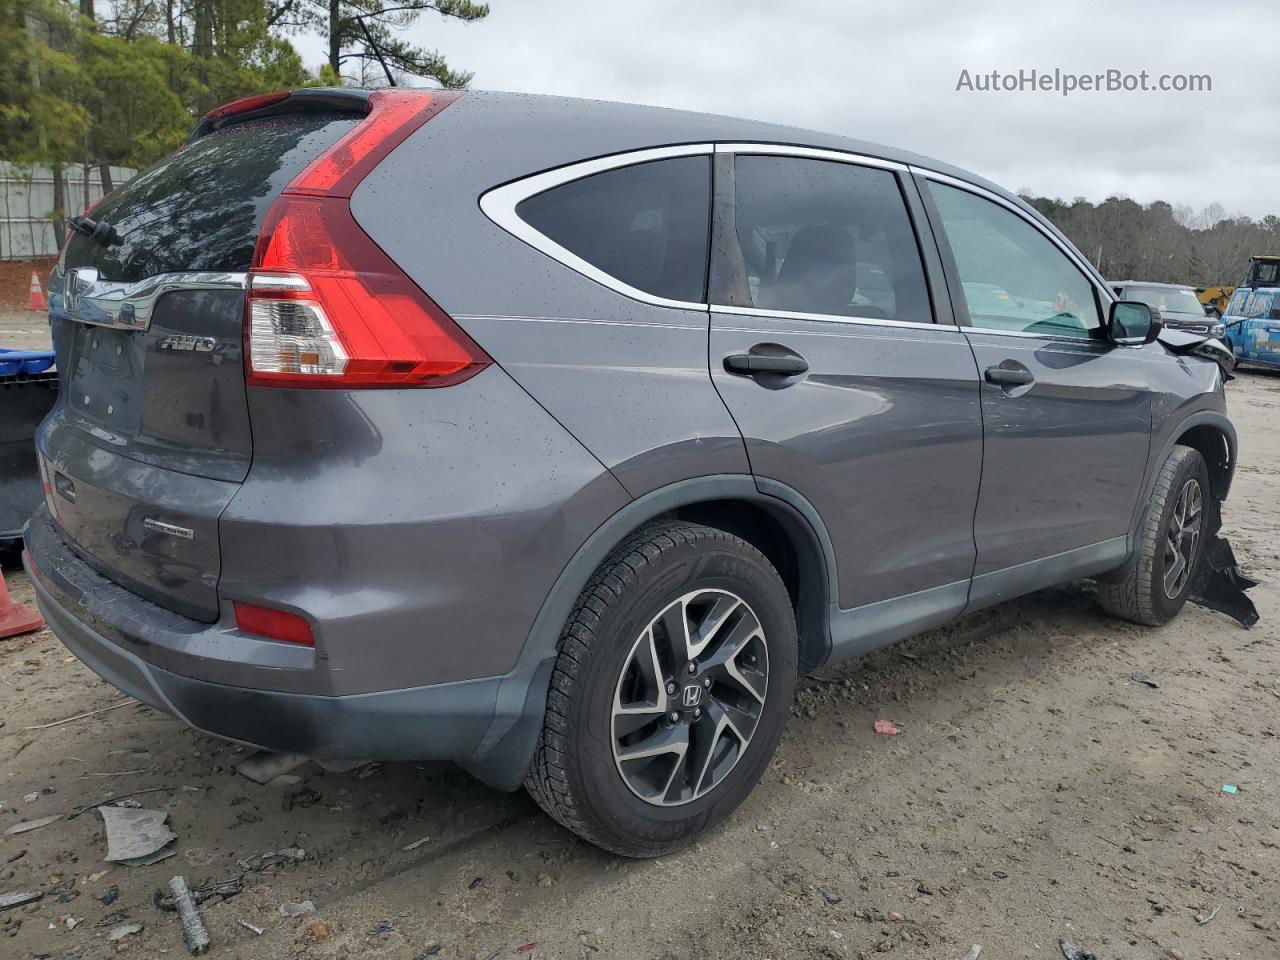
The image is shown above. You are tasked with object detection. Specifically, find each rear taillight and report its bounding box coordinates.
[243,89,486,389]
[234,602,314,646]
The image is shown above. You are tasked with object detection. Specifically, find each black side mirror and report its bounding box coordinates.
[1108,300,1159,345]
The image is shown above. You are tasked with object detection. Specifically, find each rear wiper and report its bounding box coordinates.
[68,215,122,248]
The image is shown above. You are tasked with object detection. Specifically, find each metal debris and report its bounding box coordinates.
[4,814,60,835]
[169,876,210,955]
[108,922,143,940]
[234,751,309,785]
[1130,671,1161,688]
[237,919,264,935]
[0,890,43,910]
[402,836,432,852]
[1195,905,1220,925]
[279,900,316,917]
[962,947,982,960]
[100,806,176,864]
[1060,940,1099,960]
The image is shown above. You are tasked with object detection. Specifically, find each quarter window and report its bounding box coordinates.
[1244,293,1268,319]
[711,155,932,323]
[929,183,1101,339]
[516,156,711,304]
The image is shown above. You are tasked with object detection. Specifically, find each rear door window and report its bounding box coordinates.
[63,112,360,283]
[515,156,711,304]
[711,155,932,323]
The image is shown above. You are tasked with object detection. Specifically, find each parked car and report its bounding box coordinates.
[1221,284,1280,370]
[1110,280,1226,338]
[25,88,1237,857]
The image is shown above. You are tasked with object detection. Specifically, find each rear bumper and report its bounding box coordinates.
[24,508,501,763]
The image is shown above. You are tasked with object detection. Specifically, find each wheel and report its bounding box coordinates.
[1097,446,1210,626]
[525,520,797,857]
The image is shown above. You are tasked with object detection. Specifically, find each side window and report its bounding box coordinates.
[1244,293,1267,319]
[1269,296,1280,321]
[929,182,1101,339]
[711,155,932,323]
[516,156,711,304]
[1225,291,1248,317]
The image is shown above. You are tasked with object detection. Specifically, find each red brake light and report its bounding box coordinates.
[245,88,484,389]
[234,602,314,646]
[290,90,458,198]
[205,91,291,122]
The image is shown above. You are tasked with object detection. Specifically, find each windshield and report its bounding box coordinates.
[1123,286,1205,316]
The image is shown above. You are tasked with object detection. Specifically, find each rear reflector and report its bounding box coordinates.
[234,602,314,646]
[245,89,487,389]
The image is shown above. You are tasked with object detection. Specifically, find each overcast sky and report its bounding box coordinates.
[293,0,1278,219]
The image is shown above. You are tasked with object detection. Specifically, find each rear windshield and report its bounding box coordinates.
[63,112,360,283]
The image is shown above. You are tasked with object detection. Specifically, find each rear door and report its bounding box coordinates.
[919,175,1150,591]
[42,110,361,620]
[708,147,983,627]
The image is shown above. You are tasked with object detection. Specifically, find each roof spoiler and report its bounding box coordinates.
[189,88,375,141]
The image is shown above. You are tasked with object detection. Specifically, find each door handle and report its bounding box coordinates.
[724,347,809,376]
[984,365,1035,387]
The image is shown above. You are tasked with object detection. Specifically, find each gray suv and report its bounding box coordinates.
[25,88,1237,857]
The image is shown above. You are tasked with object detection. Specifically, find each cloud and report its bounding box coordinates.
[294,0,1279,217]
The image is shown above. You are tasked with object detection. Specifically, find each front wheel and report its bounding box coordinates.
[525,520,797,857]
[1097,445,1211,625]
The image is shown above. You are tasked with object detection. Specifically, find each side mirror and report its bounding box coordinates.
[1108,300,1159,345]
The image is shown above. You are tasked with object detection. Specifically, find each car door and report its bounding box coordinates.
[708,147,984,654]
[1222,289,1252,361]
[919,175,1151,598]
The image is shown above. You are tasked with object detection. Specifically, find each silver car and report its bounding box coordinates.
[25,87,1237,856]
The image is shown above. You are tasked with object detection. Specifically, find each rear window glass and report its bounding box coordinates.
[63,112,360,283]
[516,156,711,303]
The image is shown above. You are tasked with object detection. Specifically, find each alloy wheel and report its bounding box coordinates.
[611,589,769,807]
[1163,477,1203,599]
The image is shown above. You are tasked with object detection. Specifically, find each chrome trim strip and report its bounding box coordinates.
[910,167,1115,304]
[479,144,714,312]
[710,303,950,332]
[714,142,908,173]
[49,267,247,331]
[960,326,1112,346]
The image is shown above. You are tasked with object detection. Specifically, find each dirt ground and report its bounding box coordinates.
[1,369,1277,960]
[0,304,55,352]
[0,259,58,314]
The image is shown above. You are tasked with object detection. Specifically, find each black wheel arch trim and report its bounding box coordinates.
[460,474,838,790]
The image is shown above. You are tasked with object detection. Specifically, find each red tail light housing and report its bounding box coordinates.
[234,602,314,646]
[243,89,488,389]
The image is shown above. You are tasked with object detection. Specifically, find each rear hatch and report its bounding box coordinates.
[43,98,364,621]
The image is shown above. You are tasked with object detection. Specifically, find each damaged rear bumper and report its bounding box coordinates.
[23,509,501,763]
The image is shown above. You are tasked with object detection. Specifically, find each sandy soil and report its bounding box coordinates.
[0,308,53,352]
[1,372,1277,960]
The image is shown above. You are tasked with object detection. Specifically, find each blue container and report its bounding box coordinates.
[0,349,56,378]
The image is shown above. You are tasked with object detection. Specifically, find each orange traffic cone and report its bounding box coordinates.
[0,569,44,639]
[27,271,47,311]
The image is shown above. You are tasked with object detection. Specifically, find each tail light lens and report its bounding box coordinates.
[243,89,488,389]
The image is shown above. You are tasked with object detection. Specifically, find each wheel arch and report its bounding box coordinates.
[460,475,837,790]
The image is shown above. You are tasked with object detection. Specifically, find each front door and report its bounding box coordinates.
[708,151,983,620]
[922,178,1151,588]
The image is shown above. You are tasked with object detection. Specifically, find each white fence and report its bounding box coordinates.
[0,161,136,260]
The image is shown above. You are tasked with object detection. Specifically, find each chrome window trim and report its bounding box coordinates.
[710,303,949,332]
[912,168,1116,306]
[714,142,908,173]
[49,266,247,331]
[478,144,714,312]
[959,326,1113,346]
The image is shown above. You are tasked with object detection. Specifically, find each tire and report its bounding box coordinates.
[1097,445,1211,626]
[525,520,797,857]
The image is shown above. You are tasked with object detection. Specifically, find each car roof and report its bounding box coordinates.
[459,90,1047,226]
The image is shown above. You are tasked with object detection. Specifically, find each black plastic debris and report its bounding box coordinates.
[1060,940,1099,960]
[1189,536,1259,628]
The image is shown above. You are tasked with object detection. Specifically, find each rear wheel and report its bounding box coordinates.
[525,520,797,857]
[1097,445,1210,626]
